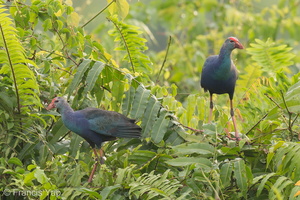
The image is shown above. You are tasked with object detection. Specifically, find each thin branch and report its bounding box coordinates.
[81,0,116,29]
[156,36,172,84]
[264,93,282,109]
[245,112,268,135]
[280,90,294,138]
[180,124,203,133]
[0,23,21,114]
[280,90,291,114]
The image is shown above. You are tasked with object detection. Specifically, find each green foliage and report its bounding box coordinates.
[2,0,300,199]
[129,169,182,199]
[247,38,295,74]
[108,15,152,74]
[0,5,41,114]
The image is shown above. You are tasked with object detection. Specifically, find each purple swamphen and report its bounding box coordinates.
[200,37,244,140]
[46,97,141,182]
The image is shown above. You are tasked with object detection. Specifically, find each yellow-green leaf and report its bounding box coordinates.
[107,0,129,20]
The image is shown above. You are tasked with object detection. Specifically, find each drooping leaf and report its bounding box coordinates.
[172,142,215,156]
[67,59,91,97]
[233,159,248,197]
[166,157,212,169]
[220,162,233,188]
[140,96,161,138]
[129,85,151,119]
[150,108,170,144]
[82,61,105,98]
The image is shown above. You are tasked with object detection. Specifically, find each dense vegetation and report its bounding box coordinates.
[1,0,300,199]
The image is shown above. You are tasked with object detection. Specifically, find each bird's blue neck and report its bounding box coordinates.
[214,46,233,79]
[219,45,232,61]
[58,102,75,119]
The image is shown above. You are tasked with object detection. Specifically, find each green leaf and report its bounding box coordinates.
[130,85,151,119]
[166,157,212,169]
[8,157,23,167]
[150,108,170,144]
[122,86,135,116]
[69,134,84,158]
[82,61,105,98]
[172,142,215,156]
[49,119,70,144]
[34,167,48,184]
[220,162,233,188]
[100,185,121,200]
[67,59,91,97]
[140,96,161,137]
[108,0,129,20]
[256,173,276,197]
[76,188,102,199]
[233,159,248,197]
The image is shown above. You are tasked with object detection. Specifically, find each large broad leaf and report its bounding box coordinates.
[269,176,294,200]
[49,119,70,144]
[111,72,125,112]
[140,96,161,138]
[100,185,121,200]
[220,162,233,188]
[67,59,91,97]
[164,125,185,146]
[283,80,300,113]
[82,61,105,98]
[256,173,276,197]
[122,86,135,116]
[69,134,84,158]
[107,0,129,20]
[129,85,151,119]
[172,142,215,156]
[166,157,212,169]
[233,159,248,198]
[150,108,170,144]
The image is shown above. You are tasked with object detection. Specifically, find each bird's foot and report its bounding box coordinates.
[226,135,241,141]
[225,128,241,141]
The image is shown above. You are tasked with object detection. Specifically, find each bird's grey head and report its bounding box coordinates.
[46,97,67,110]
[224,37,244,50]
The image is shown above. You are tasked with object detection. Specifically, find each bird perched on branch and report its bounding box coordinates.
[200,37,244,140]
[46,97,141,182]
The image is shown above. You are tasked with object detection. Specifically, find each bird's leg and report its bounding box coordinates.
[230,100,240,141]
[88,148,104,183]
[209,94,213,123]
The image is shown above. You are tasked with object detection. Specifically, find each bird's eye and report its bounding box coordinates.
[54,100,59,103]
[230,40,234,43]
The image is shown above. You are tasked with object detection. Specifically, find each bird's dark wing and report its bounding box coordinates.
[200,55,219,90]
[79,108,141,138]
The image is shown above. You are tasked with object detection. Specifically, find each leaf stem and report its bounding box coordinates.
[280,90,294,138]
[81,0,116,29]
[108,16,135,73]
[156,36,172,84]
[0,23,21,114]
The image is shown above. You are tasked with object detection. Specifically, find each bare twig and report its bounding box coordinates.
[180,124,203,133]
[156,36,172,84]
[265,93,282,109]
[280,90,295,138]
[81,0,116,28]
[245,112,269,135]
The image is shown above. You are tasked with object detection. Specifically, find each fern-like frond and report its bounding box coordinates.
[0,5,41,114]
[108,15,152,74]
[247,38,295,74]
[129,169,182,199]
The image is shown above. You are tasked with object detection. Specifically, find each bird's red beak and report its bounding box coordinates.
[46,98,56,110]
[235,42,244,49]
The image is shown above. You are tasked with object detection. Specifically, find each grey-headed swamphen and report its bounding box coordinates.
[46,97,141,182]
[200,37,244,140]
